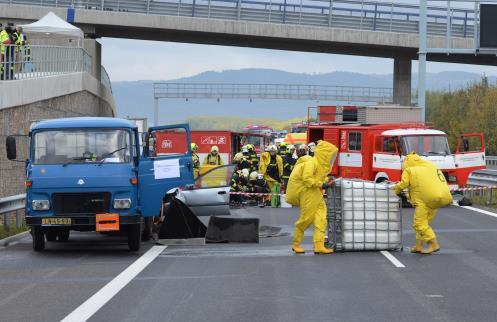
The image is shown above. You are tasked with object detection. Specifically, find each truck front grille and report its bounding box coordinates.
[52,192,111,215]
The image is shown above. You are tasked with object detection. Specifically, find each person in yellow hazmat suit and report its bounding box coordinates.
[191,143,200,179]
[286,140,338,254]
[394,152,453,254]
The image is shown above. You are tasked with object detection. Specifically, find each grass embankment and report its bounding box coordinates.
[0,225,29,240]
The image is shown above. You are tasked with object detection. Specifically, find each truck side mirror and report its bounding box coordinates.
[6,136,17,160]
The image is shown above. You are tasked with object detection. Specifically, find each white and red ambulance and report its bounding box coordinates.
[308,123,486,188]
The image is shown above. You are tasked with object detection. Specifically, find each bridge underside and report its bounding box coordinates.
[4,4,497,106]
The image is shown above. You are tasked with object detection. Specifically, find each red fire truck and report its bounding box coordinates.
[308,123,486,188]
[154,130,271,164]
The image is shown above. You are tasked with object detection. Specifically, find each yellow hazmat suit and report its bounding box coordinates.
[286,141,338,254]
[394,152,453,254]
[258,151,283,189]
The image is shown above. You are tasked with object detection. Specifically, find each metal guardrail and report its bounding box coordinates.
[1,0,477,39]
[154,83,403,103]
[0,194,25,230]
[0,44,92,81]
[486,156,497,169]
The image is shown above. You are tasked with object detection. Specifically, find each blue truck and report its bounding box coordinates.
[5,117,194,251]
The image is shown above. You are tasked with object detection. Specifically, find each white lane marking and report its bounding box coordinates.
[380,250,406,268]
[459,206,497,219]
[61,246,167,322]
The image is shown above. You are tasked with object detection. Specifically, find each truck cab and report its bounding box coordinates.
[6,117,194,251]
[308,124,485,187]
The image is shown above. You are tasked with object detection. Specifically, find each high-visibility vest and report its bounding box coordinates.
[0,30,9,55]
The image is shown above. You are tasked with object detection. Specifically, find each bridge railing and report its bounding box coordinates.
[0,44,92,81]
[1,0,476,38]
[154,82,404,103]
[100,65,112,91]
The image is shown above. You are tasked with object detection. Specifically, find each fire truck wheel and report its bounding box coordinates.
[128,223,142,251]
[32,226,45,251]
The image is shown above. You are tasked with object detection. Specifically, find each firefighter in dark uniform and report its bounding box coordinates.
[230,168,250,205]
[282,144,297,187]
[247,171,270,207]
[247,144,259,172]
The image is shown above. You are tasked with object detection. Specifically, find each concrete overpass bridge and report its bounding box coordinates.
[2,0,497,106]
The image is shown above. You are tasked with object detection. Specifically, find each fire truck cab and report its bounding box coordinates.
[308,123,485,187]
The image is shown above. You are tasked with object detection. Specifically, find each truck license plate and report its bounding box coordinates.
[41,218,72,225]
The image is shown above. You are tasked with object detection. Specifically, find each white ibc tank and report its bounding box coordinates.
[328,179,402,251]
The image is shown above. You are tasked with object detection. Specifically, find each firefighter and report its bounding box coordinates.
[279,142,287,157]
[248,171,270,207]
[394,152,453,254]
[259,145,283,207]
[296,144,308,159]
[191,143,200,179]
[203,145,223,166]
[237,147,252,171]
[282,144,297,187]
[230,168,250,205]
[247,144,259,172]
[285,140,338,254]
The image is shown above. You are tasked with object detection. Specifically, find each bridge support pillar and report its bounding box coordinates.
[393,58,411,106]
[83,39,102,82]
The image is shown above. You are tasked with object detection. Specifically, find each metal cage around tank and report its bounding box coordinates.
[326,178,403,252]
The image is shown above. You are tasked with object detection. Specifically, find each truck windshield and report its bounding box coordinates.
[33,129,131,165]
[400,135,451,156]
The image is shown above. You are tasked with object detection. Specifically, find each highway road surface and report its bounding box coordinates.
[1,205,497,322]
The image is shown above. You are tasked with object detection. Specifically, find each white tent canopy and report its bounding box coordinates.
[19,12,84,39]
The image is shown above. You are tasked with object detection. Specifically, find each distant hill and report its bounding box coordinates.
[112,69,494,125]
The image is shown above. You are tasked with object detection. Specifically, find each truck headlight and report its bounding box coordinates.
[32,200,50,211]
[113,198,131,209]
[448,175,457,183]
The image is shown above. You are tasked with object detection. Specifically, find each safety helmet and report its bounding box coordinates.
[190,143,198,151]
[234,152,243,162]
[308,142,316,152]
[240,168,250,178]
[298,144,308,151]
[268,145,278,152]
[279,142,287,148]
[247,144,254,151]
[211,146,219,153]
[249,171,258,181]
[287,144,295,151]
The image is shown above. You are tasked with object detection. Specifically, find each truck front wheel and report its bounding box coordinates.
[32,226,45,251]
[128,223,142,251]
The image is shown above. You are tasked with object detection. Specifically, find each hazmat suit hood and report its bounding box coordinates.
[313,140,338,179]
[402,152,432,170]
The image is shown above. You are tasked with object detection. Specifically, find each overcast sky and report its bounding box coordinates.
[100,38,497,82]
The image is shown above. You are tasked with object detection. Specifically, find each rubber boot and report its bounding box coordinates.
[421,239,440,255]
[410,239,424,253]
[313,242,334,254]
[292,243,305,254]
